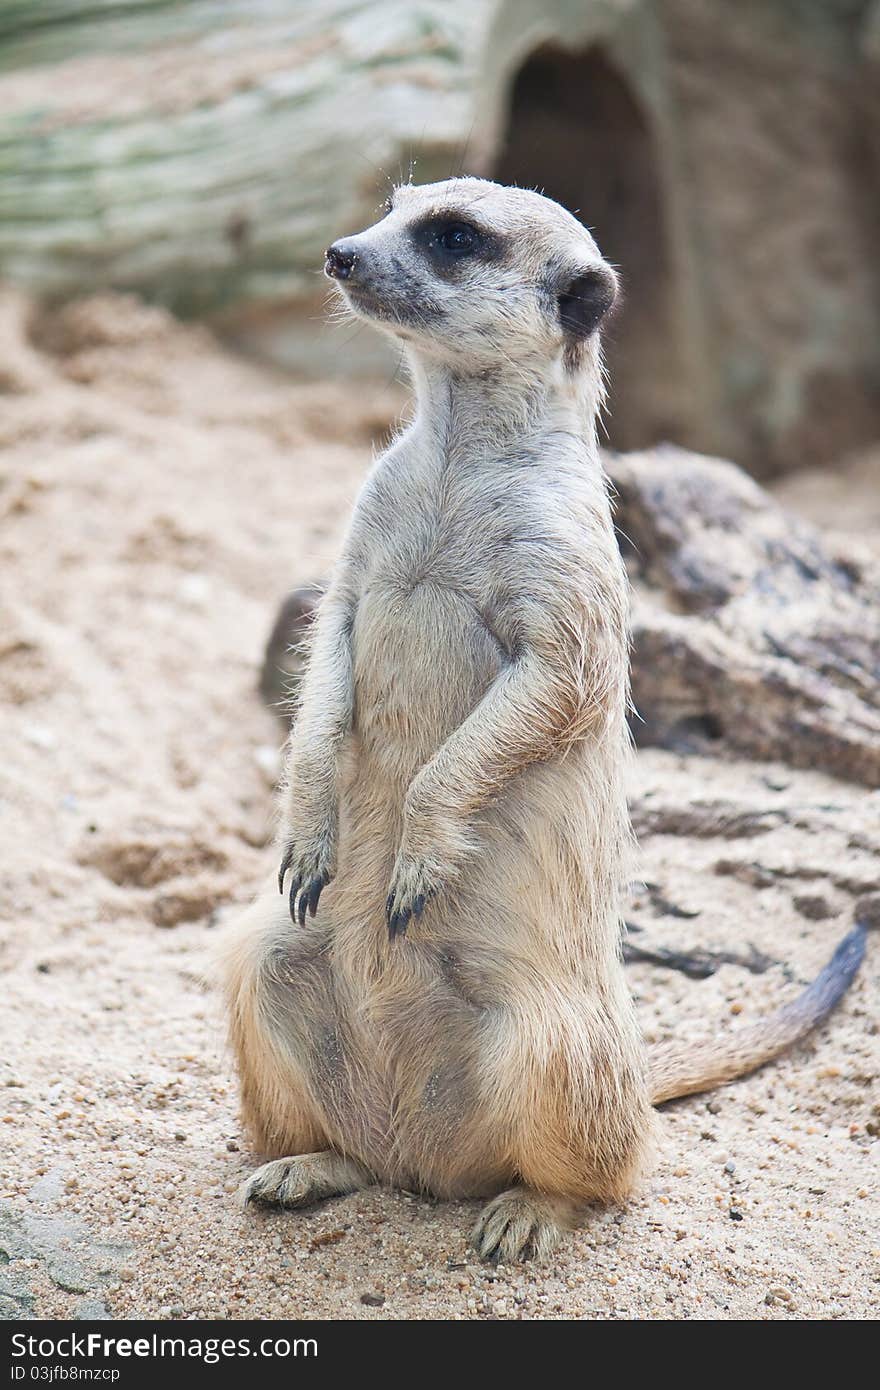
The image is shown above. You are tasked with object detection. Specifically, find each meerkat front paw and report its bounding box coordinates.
[384,851,437,940]
[385,804,471,938]
[278,825,336,926]
[472,1188,574,1263]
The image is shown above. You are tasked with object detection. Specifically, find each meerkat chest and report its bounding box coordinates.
[355,452,534,611]
[348,464,521,743]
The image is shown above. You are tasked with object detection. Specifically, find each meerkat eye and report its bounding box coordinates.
[436,223,477,255]
[411,214,497,269]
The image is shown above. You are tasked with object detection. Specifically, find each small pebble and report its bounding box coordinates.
[177,574,212,607]
[360,1292,385,1307]
[23,724,58,750]
[253,745,281,782]
[792,894,833,921]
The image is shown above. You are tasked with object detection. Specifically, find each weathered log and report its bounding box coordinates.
[3,1,880,470]
[0,2,482,315]
[606,446,880,786]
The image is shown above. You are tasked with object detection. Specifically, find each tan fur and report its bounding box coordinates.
[217,179,862,1263]
[648,922,866,1105]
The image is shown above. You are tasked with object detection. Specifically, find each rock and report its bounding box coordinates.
[253,744,282,785]
[792,894,834,921]
[0,1261,34,1320]
[0,1201,131,1311]
[855,894,880,931]
[28,1167,68,1204]
[75,1298,110,1320]
[259,584,324,722]
[606,447,880,786]
[46,1256,94,1295]
[78,829,228,889]
[0,1205,37,1262]
[176,574,212,608]
[151,877,230,929]
[359,1291,385,1307]
[768,1286,793,1302]
[22,723,58,750]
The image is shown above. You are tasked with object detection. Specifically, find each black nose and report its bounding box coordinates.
[325,241,358,280]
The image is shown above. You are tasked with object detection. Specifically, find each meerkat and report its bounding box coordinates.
[220,178,866,1263]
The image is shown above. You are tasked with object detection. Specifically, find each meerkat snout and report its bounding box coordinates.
[325,241,359,281]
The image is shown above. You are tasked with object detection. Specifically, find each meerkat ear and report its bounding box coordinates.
[557,265,618,340]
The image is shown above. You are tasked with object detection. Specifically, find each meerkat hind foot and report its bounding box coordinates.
[472,1187,576,1264]
[239,1151,370,1211]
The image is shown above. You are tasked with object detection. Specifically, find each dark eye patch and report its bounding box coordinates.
[409,212,504,272]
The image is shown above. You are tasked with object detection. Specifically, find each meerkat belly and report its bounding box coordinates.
[313,576,629,1190]
[351,578,504,774]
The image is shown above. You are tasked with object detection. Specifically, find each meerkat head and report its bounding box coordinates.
[324,177,618,376]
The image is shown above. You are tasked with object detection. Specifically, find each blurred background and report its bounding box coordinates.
[2,0,880,477]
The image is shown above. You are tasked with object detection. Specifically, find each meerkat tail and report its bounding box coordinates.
[647,922,868,1106]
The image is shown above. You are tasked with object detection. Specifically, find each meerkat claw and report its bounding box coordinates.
[291,873,328,927]
[385,885,434,939]
[305,875,326,919]
[278,844,295,894]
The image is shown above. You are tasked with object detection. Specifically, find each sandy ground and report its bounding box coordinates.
[0,288,877,1321]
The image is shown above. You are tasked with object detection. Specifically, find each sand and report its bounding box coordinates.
[0,287,877,1321]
